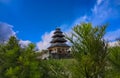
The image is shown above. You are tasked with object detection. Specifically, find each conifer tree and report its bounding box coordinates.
[66,23,108,78]
[108,40,120,78]
[0,36,41,78]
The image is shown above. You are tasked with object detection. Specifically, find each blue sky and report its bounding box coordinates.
[0,0,120,50]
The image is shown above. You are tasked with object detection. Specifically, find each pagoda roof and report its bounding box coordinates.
[56,28,61,30]
[50,37,67,43]
[54,28,63,34]
[48,27,70,49]
[48,43,70,49]
[52,33,65,38]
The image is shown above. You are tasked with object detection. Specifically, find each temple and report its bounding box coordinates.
[48,28,70,59]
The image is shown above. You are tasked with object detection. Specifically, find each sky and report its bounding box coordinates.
[0,0,120,50]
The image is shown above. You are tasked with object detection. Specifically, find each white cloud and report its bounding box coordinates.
[73,15,88,26]
[19,40,31,48]
[104,29,120,41]
[70,0,119,42]
[0,22,16,43]
[92,0,104,14]
[72,0,117,26]
[36,31,54,51]
[91,0,112,25]
[97,0,103,5]
[0,22,31,47]
[108,41,119,47]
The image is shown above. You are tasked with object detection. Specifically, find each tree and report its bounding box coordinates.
[66,23,108,78]
[0,36,68,78]
[0,36,41,78]
[107,40,120,78]
[39,59,70,78]
[0,36,21,78]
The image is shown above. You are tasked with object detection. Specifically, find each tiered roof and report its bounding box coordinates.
[48,28,69,48]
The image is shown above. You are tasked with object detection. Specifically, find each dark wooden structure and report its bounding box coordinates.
[48,28,70,59]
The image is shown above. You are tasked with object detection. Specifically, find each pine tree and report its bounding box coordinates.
[108,40,120,78]
[66,23,108,78]
[0,36,41,78]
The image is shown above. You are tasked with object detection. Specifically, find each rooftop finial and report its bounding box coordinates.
[56,26,61,30]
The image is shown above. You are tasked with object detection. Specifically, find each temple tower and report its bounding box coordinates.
[48,28,70,58]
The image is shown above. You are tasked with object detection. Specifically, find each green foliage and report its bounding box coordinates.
[0,36,41,78]
[1,23,120,78]
[0,36,69,78]
[107,41,120,78]
[66,23,108,78]
[39,59,71,78]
